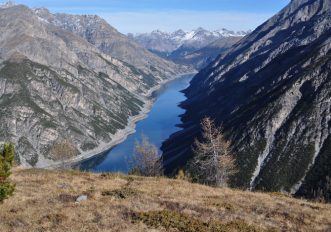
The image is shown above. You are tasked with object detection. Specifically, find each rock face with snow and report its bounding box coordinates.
[0,4,187,167]
[129,28,249,69]
[162,0,331,201]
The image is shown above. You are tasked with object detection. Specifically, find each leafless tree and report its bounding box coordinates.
[190,117,237,187]
[129,135,163,176]
[50,140,78,169]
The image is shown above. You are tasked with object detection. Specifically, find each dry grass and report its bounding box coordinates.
[0,168,330,232]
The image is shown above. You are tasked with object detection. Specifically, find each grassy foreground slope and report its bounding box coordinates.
[0,168,330,232]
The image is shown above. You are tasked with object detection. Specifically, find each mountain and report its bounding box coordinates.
[33,8,189,82]
[0,4,188,167]
[130,28,248,54]
[169,36,243,70]
[1,168,330,232]
[129,28,249,69]
[161,0,331,201]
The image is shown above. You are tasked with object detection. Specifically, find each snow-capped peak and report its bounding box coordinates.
[131,28,250,53]
[133,27,250,42]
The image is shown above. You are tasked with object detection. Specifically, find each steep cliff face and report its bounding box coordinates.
[162,0,331,201]
[0,5,185,167]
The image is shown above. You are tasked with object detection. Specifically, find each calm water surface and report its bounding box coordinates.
[79,74,193,173]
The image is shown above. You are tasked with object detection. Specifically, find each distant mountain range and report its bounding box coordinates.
[0,3,190,167]
[129,28,250,70]
[162,0,331,202]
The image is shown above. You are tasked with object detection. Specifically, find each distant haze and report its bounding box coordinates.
[12,0,290,33]
[100,11,275,34]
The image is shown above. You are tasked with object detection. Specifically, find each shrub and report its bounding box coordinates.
[0,143,15,203]
[175,169,192,182]
[102,188,139,199]
[130,210,262,232]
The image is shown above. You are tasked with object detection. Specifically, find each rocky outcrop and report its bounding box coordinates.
[161,0,331,201]
[0,4,187,167]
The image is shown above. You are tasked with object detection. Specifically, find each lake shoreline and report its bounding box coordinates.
[43,71,197,169]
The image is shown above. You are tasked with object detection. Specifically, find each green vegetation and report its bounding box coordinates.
[102,187,139,199]
[121,60,158,88]
[97,55,121,74]
[297,135,331,202]
[0,144,15,203]
[142,73,158,87]
[234,139,266,188]
[130,210,263,232]
[80,142,98,151]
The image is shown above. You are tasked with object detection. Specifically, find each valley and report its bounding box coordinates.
[78,74,194,172]
[0,0,330,217]
[0,3,192,168]
[1,1,331,231]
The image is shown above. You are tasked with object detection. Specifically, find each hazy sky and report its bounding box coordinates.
[11,0,290,33]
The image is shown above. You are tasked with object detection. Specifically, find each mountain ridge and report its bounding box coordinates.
[161,0,331,201]
[130,28,249,69]
[130,28,250,52]
[33,7,190,82]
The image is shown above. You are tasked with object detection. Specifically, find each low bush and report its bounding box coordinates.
[130,210,263,232]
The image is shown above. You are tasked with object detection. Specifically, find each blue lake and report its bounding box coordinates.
[79,74,193,173]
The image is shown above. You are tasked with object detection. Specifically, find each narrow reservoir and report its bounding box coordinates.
[79,74,193,173]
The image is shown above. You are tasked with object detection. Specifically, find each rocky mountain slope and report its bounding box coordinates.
[1,168,330,232]
[34,8,188,81]
[162,0,331,202]
[0,4,187,167]
[129,28,249,69]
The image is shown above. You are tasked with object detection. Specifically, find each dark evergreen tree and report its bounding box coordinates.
[0,143,15,203]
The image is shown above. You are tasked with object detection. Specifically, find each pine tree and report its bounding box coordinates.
[0,143,15,203]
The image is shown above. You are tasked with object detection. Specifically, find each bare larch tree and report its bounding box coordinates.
[129,135,163,176]
[191,117,237,187]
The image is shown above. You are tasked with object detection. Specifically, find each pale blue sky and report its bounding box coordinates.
[10,0,290,33]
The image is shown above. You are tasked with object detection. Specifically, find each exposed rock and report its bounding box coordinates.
[76,195,88,203]
[0,4,188,167]
[161,0,331,201]
[34,8,190,82]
